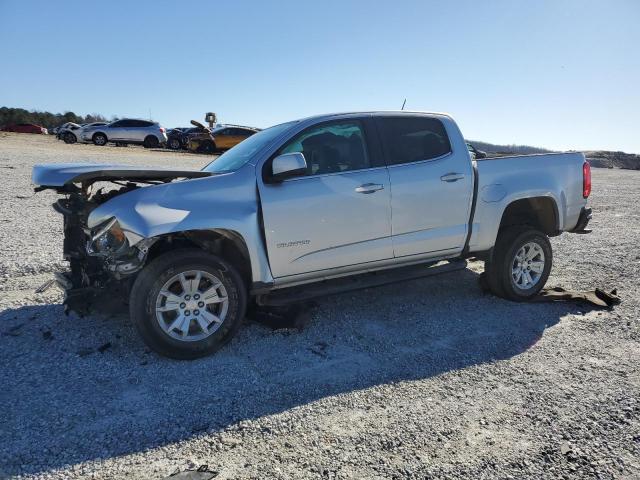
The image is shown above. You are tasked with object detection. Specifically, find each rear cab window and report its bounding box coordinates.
[375,116,451,165]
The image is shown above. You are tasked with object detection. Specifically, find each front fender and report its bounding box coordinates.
[88,168,273,285]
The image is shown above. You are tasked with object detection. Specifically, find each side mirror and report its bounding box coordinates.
[270,152,308,182]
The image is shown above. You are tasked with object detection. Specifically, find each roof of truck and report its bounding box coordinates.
[297,110,452,122]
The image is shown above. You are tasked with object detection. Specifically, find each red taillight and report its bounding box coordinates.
[160,127,166,133]
[582,161,591,198]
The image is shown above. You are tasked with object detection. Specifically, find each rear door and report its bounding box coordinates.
[129,120,153,142]
[107,120,126,140]
[225,128,245,148]
[376,115,473,257]
[214,128,233,149]
[237,128,256,142]
[258,119,393,278]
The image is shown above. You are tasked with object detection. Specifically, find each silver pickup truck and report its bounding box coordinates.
[33,111,592,359]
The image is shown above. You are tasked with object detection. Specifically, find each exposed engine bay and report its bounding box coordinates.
[33,165,211,314]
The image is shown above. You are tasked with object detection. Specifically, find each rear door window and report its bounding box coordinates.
[128,120,152,127]
[376,116,451,165]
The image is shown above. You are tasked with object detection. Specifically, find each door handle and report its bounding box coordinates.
[440,173,465,182]
[355,183,384,194]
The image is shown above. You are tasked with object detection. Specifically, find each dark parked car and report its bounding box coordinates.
[166,126,203,150]
[466,142,487,159]
[1,123,48,134]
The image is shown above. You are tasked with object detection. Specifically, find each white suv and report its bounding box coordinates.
[82,119,168,148]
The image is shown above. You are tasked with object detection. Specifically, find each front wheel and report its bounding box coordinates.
[129,249,247,359]
[484,226,552,301]
[167,137,182,150]
[93,132,107,146]
[63,132,77,144]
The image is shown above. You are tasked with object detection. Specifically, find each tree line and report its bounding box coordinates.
[468,140,552,155]
[2,105,555,155]
[0,106,111,130]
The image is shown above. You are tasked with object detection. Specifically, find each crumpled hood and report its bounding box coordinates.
[86,167,258,243]
[32,163,210,188]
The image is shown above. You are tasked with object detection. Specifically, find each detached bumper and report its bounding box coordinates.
[52,271,99,316]
[570,207,592,234]
[53,270,128,316]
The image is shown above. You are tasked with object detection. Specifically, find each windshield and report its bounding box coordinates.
[202,121,297,173]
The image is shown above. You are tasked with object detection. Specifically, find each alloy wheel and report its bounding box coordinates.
[511,241,546,290]
[155,270,229,342]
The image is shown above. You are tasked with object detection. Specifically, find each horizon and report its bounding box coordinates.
[1,0,638,153]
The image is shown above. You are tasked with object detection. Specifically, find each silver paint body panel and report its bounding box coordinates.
[259,166,393,278]
[33,111,589,290]
[470,151,587,252]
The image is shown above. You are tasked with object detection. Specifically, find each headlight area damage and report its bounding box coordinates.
[33,164,211,315]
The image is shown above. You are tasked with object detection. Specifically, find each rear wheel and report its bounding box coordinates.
[199,140,216,154]
[93,132,107,146]
[63,132,77,144]
[143,135,160,148]
[129,249,247,359]
[484,226,552,301]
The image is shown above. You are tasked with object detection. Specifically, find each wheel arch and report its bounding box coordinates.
[199,139,216,153]
[92,130,108,140]
[498,196,560,236]
[145,229,253,287]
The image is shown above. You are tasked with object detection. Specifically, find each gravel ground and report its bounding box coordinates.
[0,133,638,480]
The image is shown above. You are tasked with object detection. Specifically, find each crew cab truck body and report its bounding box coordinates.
[32,111,592,359]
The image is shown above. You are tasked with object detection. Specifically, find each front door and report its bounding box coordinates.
[258,120,393,278]
[375,115,474,258]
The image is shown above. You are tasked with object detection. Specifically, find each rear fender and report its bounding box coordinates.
[470,189,563,252]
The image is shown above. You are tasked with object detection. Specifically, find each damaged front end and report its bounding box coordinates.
[51,186,156,315]
[32,163,211,315]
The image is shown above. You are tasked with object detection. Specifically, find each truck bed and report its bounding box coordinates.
[469,152,587,252]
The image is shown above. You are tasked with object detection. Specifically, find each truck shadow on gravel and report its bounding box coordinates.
[0,268,593,476]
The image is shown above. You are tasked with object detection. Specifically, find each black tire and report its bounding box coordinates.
[143,135,160,148]
[482,259,505,298]
[167,137,182,150]
[93,132,107,146]
[199,140,216,154]
[63,132,77,144]
[484,226,552,301]
[129,249,247,359]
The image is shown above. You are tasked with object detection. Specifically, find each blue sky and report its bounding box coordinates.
[1,0,638,152]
